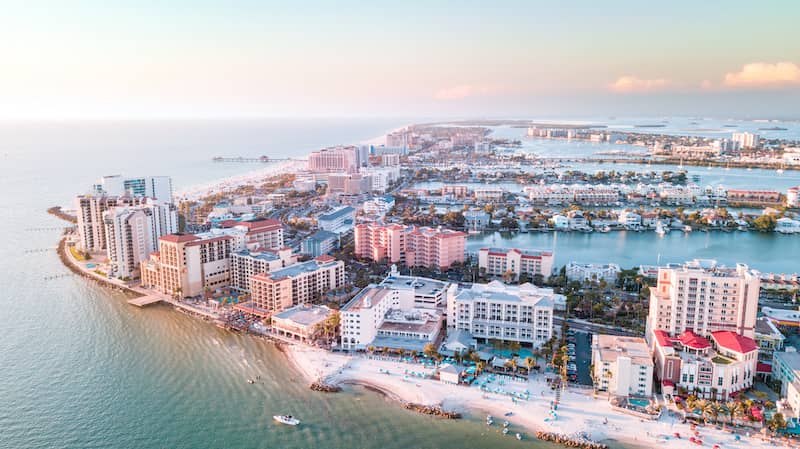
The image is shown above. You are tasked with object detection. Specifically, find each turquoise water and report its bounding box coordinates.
[1,120,606,449]
[628,398,650,408]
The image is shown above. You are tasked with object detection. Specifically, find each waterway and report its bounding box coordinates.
[2,119,617,449]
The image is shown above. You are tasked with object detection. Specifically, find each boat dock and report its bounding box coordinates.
[127,294,166,307]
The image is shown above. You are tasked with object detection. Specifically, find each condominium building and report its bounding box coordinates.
[726,189,781,205]
[474,187,505,202]
[103,201,178,279]
[75,194,146,252]
[301,230,339,257]
[653,329,758,400]
[326,173,372,196]
[317,206,355,233]
[218,219,284,251]
[732,132,760,150]
[229,247,296,292]
[592,335,654,398]
[246,256,345,316]
[354,224,466,270]
[566,262,621,283]
[362,196,395,217]
[478,247,554,281]
[140,232,233,298]
[646,259,761,340]
[340,285,444,351]
[93,175,173,202]
[307,145,359,173]
[377,265,457,309]
[448,281,555,347]
[361,166,401,192]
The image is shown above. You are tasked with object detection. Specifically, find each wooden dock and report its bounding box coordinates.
[127,294,165,307]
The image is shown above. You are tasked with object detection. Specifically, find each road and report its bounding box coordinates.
[554,316,641,337]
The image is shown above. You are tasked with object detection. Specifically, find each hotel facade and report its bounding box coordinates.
[354,224,466,270]
[478,247,554,281]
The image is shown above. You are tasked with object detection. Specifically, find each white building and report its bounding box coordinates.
[464,210,491,231]
[378,265,457,309]
[592,335,654,398]
[93,175,173,203]
[361,166,401,192]
[317,206,356,233]
[618,210,642,229]
[566,262,621,283]
[75,194,147,252]
[646,259,761,341]
[229,247,297,292]
[103,201,178,279]
[478,247,554,281]
[732,132,760,150]
[787,186,800,207]
[448,281,555,347]
[474,187,505,202]
[362,196,396,217]
[340,285,444,352]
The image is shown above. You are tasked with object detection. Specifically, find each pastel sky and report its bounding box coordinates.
[2,0,800,119]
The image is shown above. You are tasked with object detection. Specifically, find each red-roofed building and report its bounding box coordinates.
[478,247,554,281]
[220,219,284,250]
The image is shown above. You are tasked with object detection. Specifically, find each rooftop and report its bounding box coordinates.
[480,247,553,258]
[341,286,391,312]
[318,206,355,222]
[454,281,554,308]
[774,351,800,371]
[266,258,340,280]
[160,233,200,243]
[710,330,758,354]
[272,304,332,327]
[306,230,339,242]
[594,335,653,366]
[379,274,448,297]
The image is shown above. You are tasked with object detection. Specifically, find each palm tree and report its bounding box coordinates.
[708,401,721,425]
[423,342,437,359]
[510,358,518,374]
[730,401,745,425]
[476,361,486,376]
[525,356,535,375]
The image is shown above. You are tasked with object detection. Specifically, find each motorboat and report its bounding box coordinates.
[516,433,522,440]
[273,415,300,426]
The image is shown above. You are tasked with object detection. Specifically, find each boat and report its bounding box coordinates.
[683,225,692,233]
[502,428,509,435]
[247,379,255,384]
[503,420,510,427]
[655,221,668,236]
[273,415,300,426]
[516,433,522,440]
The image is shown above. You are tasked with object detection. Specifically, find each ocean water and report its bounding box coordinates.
[0,119,606,449]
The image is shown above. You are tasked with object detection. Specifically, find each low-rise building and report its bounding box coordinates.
[317,206,356,233]
[727,189,781,205]
[302,230,339,257]
[378,265,457,309]
[566,262,621,283]
[271,304,333,343]
[755,317,785,369]
[478,247,554,281]
[464,210,491,231]
[592,335,654,397]
[448,281,555,347]
[362,196,395,217]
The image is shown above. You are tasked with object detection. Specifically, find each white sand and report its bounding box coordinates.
[284,345,793,448]
[175,160,306,201]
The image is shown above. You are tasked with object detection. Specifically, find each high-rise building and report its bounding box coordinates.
[229,247,297,292]
[646,259,761,340]
[103,201,178,279]
[354,224,466,270]
[731,132,760,150]
[93,175,173,202]
[75,194,147,252]
[246,256,345,315]
[592,335,654,398]
[307,146,359,173]
[218,219,285,251]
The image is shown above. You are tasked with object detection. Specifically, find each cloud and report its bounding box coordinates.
[433,84,500,101]
[609,76,671,93]
[723,62,800,88]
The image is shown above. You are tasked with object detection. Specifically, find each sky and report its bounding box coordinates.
[1,0,799,120]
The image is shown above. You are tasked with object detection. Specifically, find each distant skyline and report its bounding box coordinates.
[2,1,800,120]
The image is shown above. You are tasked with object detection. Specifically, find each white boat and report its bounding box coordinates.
[683,225,692,233]
[273,415,300,426]
[503,428,509,435]
[516,433,523,440]
[655,221,668,236]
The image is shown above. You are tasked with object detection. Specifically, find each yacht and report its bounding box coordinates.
[273,415,300,426]
[655,221,669,236]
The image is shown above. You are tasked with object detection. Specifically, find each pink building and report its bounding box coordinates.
[354,224,466,270]
[307,146,359,173]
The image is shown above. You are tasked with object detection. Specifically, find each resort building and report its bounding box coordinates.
[316,206,355,233]
[140,232,233,298]
[566,262,621,283]
[646,259,761,341]
[246,256,345,316]
[326,173,372,196]
[464,210,491,231]
[474,187,505,202]
[218,219,284,251]
[652,329,758,400]
[591,335,654,398]
[75,194,147,252]
[726,189,781,205]
[378,265,457,309]
[307,145,359,173]
[271,304,333,344]
[229,247,296,292]
[103,201,178,279]
[354,224,466,270]
[93,175,173,203]
[361,166,401,192]
[339,285,444,352]
[478,247,554,281]
[301,230,339,257]
[448,281,555,348]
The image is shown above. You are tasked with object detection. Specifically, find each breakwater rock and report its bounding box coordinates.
[535,432,608,449]
[310,382,341,393]
[403,403,461,419]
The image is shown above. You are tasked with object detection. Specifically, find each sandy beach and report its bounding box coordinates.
[175,159,307,201]
[284,344,793,449]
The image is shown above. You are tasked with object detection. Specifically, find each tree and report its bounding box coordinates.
[768,412,787,432]
[752,214,777,232]
[525,356,535,375]
[423,342,437,359]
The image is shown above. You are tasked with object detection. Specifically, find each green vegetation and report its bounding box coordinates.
[69,246,90,261]
[711,355,732,365]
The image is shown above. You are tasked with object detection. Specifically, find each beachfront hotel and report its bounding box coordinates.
[75,193,148,252]
[271,304,333,344]
[477,247,554,281]
[218,218,285,251]
[354,224,466,270]
[377,265,457,309]
[339,285,443,352]
[652,329,758,400]
[447,281,555,347]
[229,247,297,292]
[307,145,359,173]
[646,259,761,341]
[140,231,233,298]
[245,256,345,316]
[591,335,654,398]
[103,201,178,279]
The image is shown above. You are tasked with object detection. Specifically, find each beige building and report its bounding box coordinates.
[271,304,334,343]
[140,232,233,298]
[478,247,554,281]
[646,259,761,340]
[247,256,345,316]
[354,224,466,270]
[75,194,145,252]
[592,335,654,398]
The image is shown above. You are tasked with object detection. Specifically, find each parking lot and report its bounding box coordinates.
[565,329,593,386]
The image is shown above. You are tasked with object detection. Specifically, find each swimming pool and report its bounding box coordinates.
[629,398,650,408]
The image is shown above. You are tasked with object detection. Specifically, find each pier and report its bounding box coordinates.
[127,294,165,307]
[212,156,306,163]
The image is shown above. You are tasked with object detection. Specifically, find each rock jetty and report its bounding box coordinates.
[403,403,461,419]
[535,431,608,449]
[310,381,341,393]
